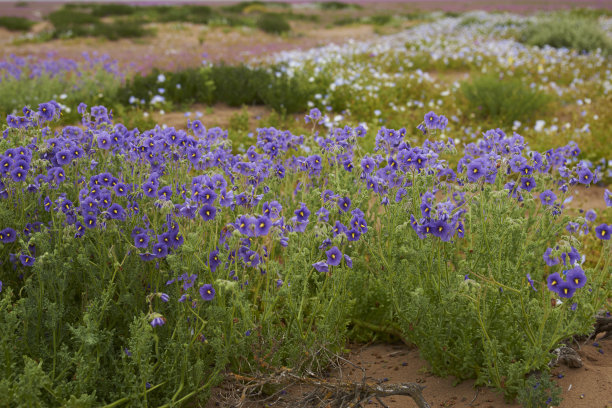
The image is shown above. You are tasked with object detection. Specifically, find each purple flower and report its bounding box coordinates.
[97,132,112,149]
[55,150,72,166]
[595,224,611,240]
[543,247,560,266]
[150,316,166,327]
[209,250,220,273]
[437,115,448,130]
[294,203,310,223]
[539,190,557,206]
[134,233,149,248]
[557,281,576,298]
[585,210,596,223]
[254,216,272,236]
[38,102,55,121]
[0,228,17,243]
[312,202,330,219]
[466,160,485,183]
[344,254,353,268]
[361,156,376,174]
[142,182,157,198]
[153,243,168,258]
[424,111,439,129]
[566,266,587,289]
[108,203,126,220]
[140,253,156,261]
[199,204,216,221]
[546,272,562,292]
[84,214,97,228]
[346,229,361,242]
[312,261,329,273]
[338,196,351,212]
[526,273,536,291]
[158,186,173,201]
[520,177,536,192]
[20,254,35,266]
[199,284,215,301]
[576,168,593,185]
[160,293,170,302]
[10,168,27,182]
[605,189,612,207]
[430,220,453,242]
[326,246,342,266]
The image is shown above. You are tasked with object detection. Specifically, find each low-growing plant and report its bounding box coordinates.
[256,13,290,34]
[0,16,34,31]
[520,17,612,55]
[460,75,551,126]
[318,1,361,10]
[369,14,392,26]
[210,64,269,106]
[517,372,562,408]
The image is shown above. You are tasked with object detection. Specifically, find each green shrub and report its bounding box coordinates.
[256,13,290,34]
[460,75,551,125]
[369,14,392,26]
[459,15,483,26]
[92,21,150,41]
[0,16,34,31]
[517,373,562,408]
[318,1,361,10]
[334,16,361,26]
[154,5,214,24]
[520,18,612,54]
[210,64,270,106]
[116,67,215,107]
[48,8,99,28]
[260,70,329,114]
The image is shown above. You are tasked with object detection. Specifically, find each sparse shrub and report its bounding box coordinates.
[318,1,361,10]
[210,64,270,106]
[256,13,290,34]
[517,373,563,408]
[369,14,392,26]
[92,21,150,41]
[0,16,34,31]
[333,16,361,26]
[460,75,551,125]
[260,71,328,114]
[459,15,483,26]
[520,17,612,54]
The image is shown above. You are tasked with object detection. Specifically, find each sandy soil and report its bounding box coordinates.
[205,336,612,408]
[151,103,274,130]
[0,21,375,73]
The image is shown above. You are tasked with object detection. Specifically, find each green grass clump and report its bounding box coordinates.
[256,13,290,34]
[369,14,392,26]
[460,75,551,126]
[318,1,361,10]
[520,17,612,54]
[0,16,34,31]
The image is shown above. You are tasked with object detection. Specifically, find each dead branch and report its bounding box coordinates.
[226,370,431,408]
[549,346,583,369]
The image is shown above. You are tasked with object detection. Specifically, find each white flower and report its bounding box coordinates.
[157,73,166,83]
[150,95,165,105]
[534,120,546,132]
